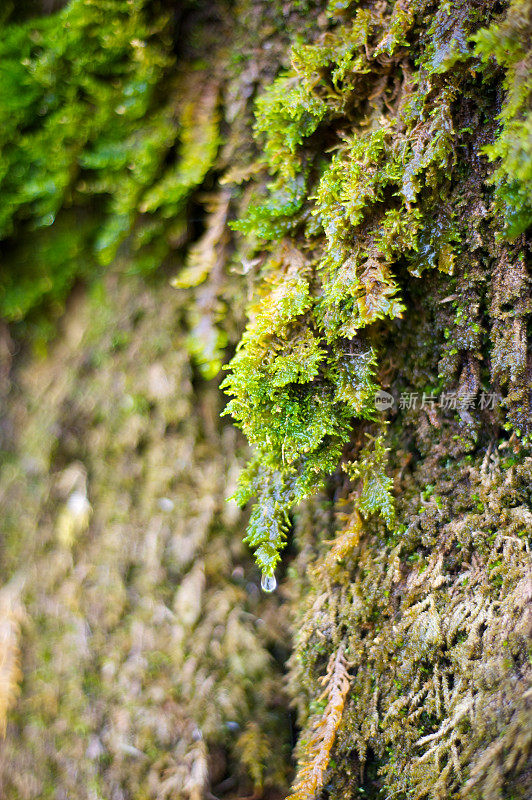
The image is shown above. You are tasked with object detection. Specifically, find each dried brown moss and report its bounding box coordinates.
[0,273,290,798]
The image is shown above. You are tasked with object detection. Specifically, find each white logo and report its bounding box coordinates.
[375,389,394,411]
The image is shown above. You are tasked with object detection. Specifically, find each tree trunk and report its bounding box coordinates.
[0,1,530,799]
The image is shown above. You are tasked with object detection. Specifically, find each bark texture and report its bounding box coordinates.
[0,1,530,799]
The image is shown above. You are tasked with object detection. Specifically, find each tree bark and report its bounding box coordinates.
[0,1,530,799]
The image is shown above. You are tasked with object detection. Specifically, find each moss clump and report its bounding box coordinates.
[218,1,532,796]
[470,0,532,238]
[223,0,532,576]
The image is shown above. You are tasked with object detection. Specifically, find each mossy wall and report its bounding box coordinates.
[0,1,530,799]
[0,271,291,798]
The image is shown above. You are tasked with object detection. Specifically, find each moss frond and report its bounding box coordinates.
[287,643,351,800]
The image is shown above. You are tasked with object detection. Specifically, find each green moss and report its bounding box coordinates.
[471,0,532,238]
[1,1,530,797]
[0,0,220,328]
[224,0,531,576]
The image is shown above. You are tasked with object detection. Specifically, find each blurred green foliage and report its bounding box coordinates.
[0,0,219,326]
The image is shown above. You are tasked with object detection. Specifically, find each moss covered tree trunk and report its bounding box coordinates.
[0,1,530,799]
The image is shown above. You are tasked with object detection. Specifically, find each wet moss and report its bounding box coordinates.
[0,1,530,798]
[223,0,531,576]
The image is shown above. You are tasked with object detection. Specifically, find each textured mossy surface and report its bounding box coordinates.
[223,0,532,577]
[0,272,291,798]
[0,0,531,799]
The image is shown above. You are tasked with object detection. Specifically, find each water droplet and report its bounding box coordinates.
[261,572,277,593]
[158,497,174,512]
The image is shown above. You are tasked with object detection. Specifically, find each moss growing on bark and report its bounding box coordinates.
[223,0,532,578]
[0,1,530,798]
[220,0,532,796]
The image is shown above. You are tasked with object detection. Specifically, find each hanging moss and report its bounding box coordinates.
[219,1,531,796]
[223,0,532,576]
